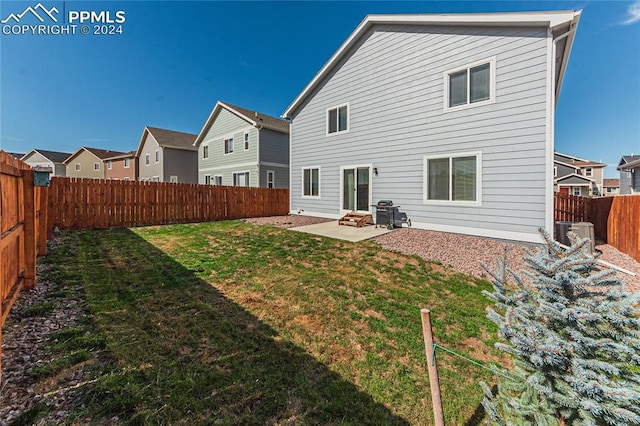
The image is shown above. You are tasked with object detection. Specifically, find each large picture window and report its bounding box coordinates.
[424,153,480,204]
[327,104,348,135]
[445,59,495,110]
[302,167,320,197]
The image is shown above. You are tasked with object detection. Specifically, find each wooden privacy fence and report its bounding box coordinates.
[0,151,38,377]
[590,195,640,262]
[47,177,290,231]
[554,192,591,222]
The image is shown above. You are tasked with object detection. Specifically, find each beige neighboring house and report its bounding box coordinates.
[136,126,198,183]
[21,149,71,177]
[602,178,620,196]
[554,152,606,196]
[64,147,127,179]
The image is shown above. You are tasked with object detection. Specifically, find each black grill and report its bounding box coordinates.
[372,200,411,229]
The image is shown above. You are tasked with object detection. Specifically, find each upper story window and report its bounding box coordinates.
[94,163,100,171]
[225,138,234,154]
[203,145,209,159]
[107,161,112,170]
[124,158,130,168]
[584,167,593,177]
[327,104,348,135]
[424,153,481,205]
[554,166,558,177]
[244,132,249,150]
[145,154,150,165]
[445,58,495,111]
[155,150,160,162]
[75,163,81,171]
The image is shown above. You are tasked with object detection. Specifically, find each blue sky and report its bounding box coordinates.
[1,1,638,178]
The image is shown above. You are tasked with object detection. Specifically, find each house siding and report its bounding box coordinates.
[260,165,289,189]
[66,151,105,179]
[21,152,61,177]
[258,128,289,188]
[620,169,633,194]
[138,133,163,181]
[290,24,550,241]
[197,108,259,186]
[163,148,198,183]
[105,157,137,180]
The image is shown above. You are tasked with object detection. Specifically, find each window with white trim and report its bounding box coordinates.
[204,175,211,185]
[584,167,593,177]
[327,104,348,134]
[267,170,275,188]
[155,150,160,162]
[233,172,249,186]
[145,154,150,165]
[224,138,234,154]
[203,145,209,159]
[94,163,100,171]
[214,175,223,186]
[169,176,178,183]
[75,163,81,171]
[424,154,480,203]
[554,166,557,177]
[244,132,249,150]
[107,161,112,170]
[572,187,581,196]
[302,167,320,197]
[124,177,130,181]
[445,59,494,110]
[124,158,130,168]
[152,176,160,182]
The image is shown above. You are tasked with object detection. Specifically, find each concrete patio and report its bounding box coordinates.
[289,220,392,242]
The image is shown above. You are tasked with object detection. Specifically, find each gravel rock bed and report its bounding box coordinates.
[373,228,640,293]
[1,237,92,425]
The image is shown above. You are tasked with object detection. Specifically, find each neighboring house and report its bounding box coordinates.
[554,152,606,196]
[9,152,24,159]
[64,147,127,179]
[136,126,198,183]
[282,11,581,243]
[193,101,290,188]
[21,149,71,177]
[602,178,620,196]
[618,155,640,194]
[104,151,137,181]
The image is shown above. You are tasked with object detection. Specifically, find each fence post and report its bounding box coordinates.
[22,170,36,289]
[421,309,445,425]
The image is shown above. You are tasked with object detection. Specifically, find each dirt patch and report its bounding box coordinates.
[243,215,334,229]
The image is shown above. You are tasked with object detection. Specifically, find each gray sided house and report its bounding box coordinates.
[553,151,605,196]
[136,126,198,183]
[618,155,640,194]
[283,11,581,243]
[193,101,290,188]
[21,149,71,177]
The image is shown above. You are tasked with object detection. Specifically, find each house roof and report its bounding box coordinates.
[103,150,136,161]
[555,173,594,185]
[9,152,24,159]
[619,157,640,170]
[193,101,290,147]
[22,149,72,163]
[64,147,127,164]
[135,126,198,157]
[618,155,640,169]
[554,159,580,170]
[555,151,606,167]
[603,178,619,187]
[282,10,581,119]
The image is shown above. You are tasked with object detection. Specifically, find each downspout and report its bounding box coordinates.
[546,24,578,237]
[256,123,263,187]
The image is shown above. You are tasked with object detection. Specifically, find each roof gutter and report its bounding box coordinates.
[552,12,580,105]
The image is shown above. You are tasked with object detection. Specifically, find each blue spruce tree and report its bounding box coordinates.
[481,231,640,425]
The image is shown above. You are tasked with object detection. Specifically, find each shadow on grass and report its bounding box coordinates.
[57,228,409,425]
